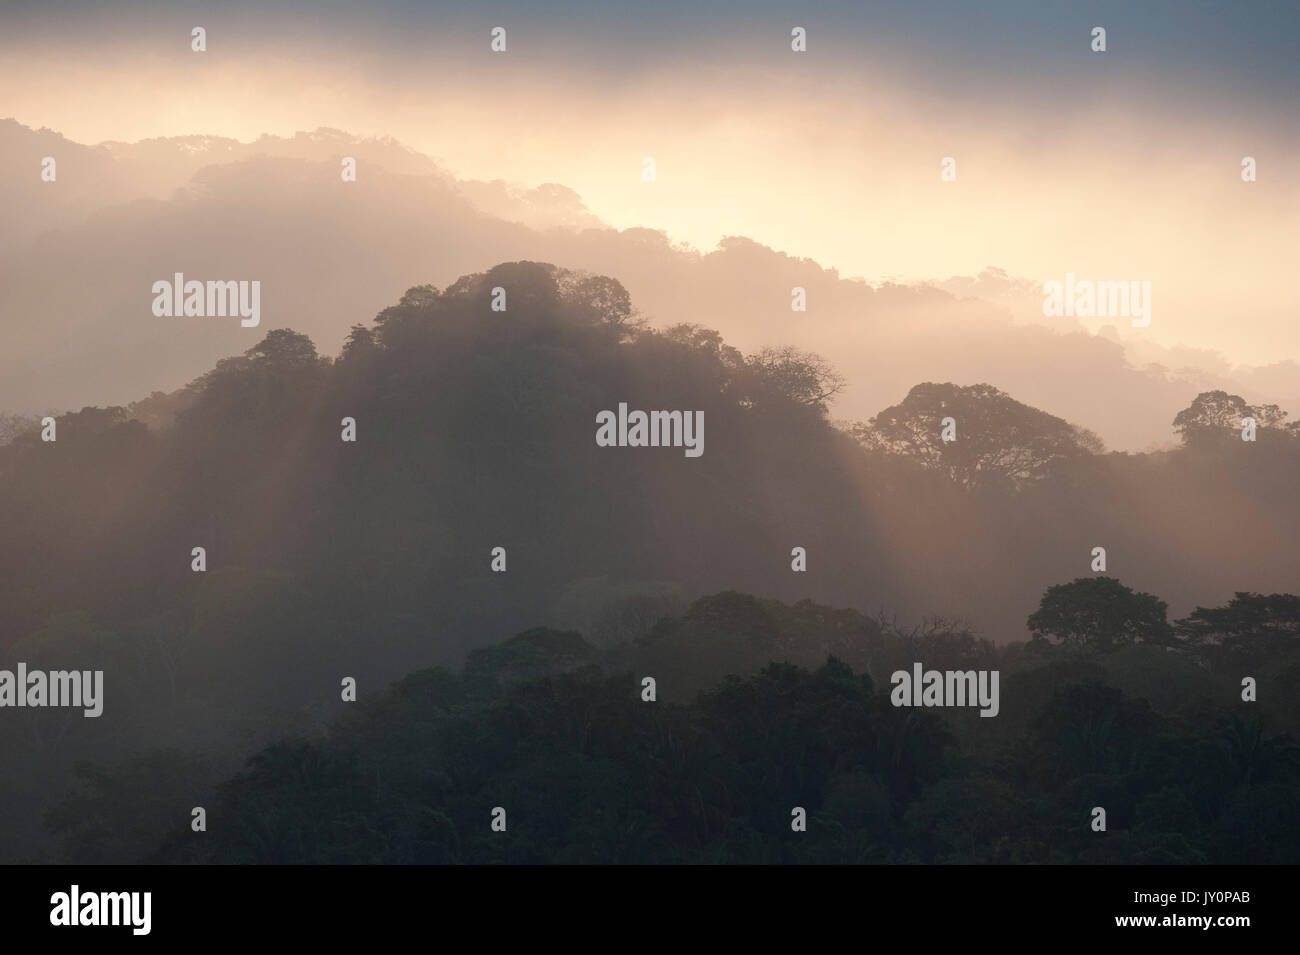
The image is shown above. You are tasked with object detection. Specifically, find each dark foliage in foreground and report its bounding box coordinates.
[140,588,1300,865]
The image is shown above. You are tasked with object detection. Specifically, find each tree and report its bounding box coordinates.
[339,324,379,362]
[562,273,634,330]
[478,261,561,317]
[1173,390,1295,447]
[1175,592,1300,668]
[857,382,1103,490]
[1028,577,1173,652]
[245,328,320,369]
[659,324,744,370]
[741,346,845,411]
[396,284,439,309]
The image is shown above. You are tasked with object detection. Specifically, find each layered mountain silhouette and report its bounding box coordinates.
[3,119,1296,451]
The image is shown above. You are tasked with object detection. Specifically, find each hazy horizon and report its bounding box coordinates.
[3,0,1298,373]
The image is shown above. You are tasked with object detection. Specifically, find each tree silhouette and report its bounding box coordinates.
[856,382,1103,490]
[741,346,845,411]
[245,328,320,369]
[1173,390,1295,448]
[1176,592,1300,668]
[1028,577,1172,653]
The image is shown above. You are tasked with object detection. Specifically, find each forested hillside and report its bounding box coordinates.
[1,262,1296,862]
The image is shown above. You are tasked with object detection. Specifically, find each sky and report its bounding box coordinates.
[1,0,1297,365]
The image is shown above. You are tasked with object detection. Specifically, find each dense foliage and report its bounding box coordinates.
[2,262,1296,863]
